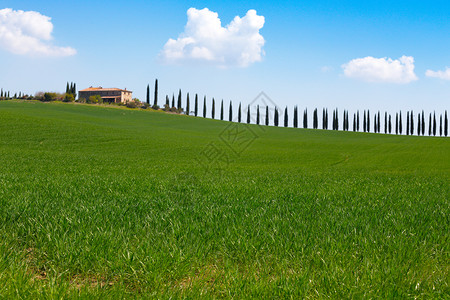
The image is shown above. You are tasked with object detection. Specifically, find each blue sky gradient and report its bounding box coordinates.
[0,0,449,115]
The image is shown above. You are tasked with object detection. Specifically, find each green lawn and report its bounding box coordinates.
[0,100,448,298]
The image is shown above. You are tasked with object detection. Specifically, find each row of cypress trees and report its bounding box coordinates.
[148,82,448,137]
[0,89,26,100]
[173,90,449,136]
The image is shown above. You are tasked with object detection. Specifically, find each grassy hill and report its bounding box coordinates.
[0,100,448,298]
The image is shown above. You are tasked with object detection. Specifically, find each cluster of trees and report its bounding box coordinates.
[0,89,31,100]
[64,82,77,102]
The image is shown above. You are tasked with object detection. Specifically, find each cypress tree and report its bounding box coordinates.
[325,109,329,130]
[246,104,250,124]
[313,108,318,129]
[7,91,9,99]
[146,84,150,104]
[333,110,336,130]
[177,90,182,110]
[433,112,436,136]
[406,111,410,136]
[66,82,70,94]
[294,106,298,128]
[1,89,3,99]
[399,111,402,134]
[356,111,359,131]
[385,112,388,134]
[238,103,242,122]
[165,95,169,107]
[373,113,375,133]
[154,79,158,107]
[211,98,215,119]
[284,107,288,127]
[410,111,414,135]
[366,110,370,132]
[353,113,356,132]
[203,96,207,118]
[194,94,198,117]
[220,100,224,121]
[421,110,425,135]
[172,94,175,108]
[186,93,190,115]
[389,115,392,134]
[229,102,233,122]
[274,108,279,126]
[439,114,442,136]
[303,109,308,129]
[14,93,17,99]
[445,111,448,137]
[395,113,399,135]
[336,108,339,131]
[428,113,432,136]
[256,105,260,125]
[265,106,269,126]
[417,112,421,136]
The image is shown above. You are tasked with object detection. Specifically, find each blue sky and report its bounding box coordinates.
[0,0,449,116]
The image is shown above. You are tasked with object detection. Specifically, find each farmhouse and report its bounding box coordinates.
[79,86,132,103]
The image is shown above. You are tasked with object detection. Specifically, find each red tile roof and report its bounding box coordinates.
[79,87,132,92]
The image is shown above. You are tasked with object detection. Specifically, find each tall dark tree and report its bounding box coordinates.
[203,96,207,118]
[238,103,242,122]
[172,94,175,108]
[421,110,425,135]
[294,106,298,128]
[265,106,269,126]
[154,79,158,107]
[336,108,339,131]
[333,110,336,130]
[433,112,436,136]
[385,112,388,134]
[146,84,150,104]
[389,115,392,134]
[229,102,233,122]
[66,82,70,94]
[177,90,182,110]
[194,94,198,117]
[211,98,215,119]
[303,109,308,129]
[406,111,410,136]
[366,110,370,133]
[445,111,448,137]
[395,113,399,135]
[256,105,260,125]
[417,112,421,136]
[357,111,360,131]
[353,113,356,132]
[284,107,288,127]
[220,100,224,121]
[325,109,329,130]
[246,104,250,124]
[439,114,442,136]
[374,113,377,133]
[73,83,76,97]
[186,93,190,115]
[410,111,414,135]
[428,113,432,136]
[313,108,318,129]
[165,95,169,107]
[399,111,402,134]
[274,108,279,127]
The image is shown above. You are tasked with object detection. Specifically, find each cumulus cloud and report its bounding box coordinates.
[342,56,418,83]
[160,8,265,68]
[0,8,76,56]
[425,67,450,80]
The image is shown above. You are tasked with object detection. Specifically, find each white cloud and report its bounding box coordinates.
[160,8,265,68]
[0,8,76,56]
[342,56,418,84]
[425,67,450,80]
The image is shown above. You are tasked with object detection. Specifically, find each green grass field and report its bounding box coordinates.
[0,100,448,298]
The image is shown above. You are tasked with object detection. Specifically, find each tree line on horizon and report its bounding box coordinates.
[147,81,448,137]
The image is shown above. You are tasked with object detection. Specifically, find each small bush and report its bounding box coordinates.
[152,104,160,110]
[126,101,137,108]
[63,93,75,102]
[88,95,103,104]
